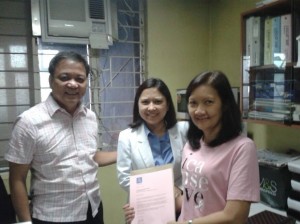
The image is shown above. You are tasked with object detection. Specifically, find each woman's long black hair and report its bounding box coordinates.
[186,71,242,150]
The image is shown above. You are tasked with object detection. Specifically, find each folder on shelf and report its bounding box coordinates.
[264,17,273,65]
[263,16,281,65]
[272,16,281,62]
[252,16,264,66]
[246,16,255,58]
[281,14,292,63]
[246,16,264,66]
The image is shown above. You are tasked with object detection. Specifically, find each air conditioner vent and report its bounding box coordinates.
[89,0,105,20]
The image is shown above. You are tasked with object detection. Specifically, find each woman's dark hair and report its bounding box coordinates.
[186,71,242,150]
[130,78,177,129]
[48,51,90,77]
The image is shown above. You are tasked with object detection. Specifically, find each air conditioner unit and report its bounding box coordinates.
[31,0,118,49]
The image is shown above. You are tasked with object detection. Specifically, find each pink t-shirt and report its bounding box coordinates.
[178,135,260,221]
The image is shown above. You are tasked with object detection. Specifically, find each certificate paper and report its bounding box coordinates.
[129,164,175,224]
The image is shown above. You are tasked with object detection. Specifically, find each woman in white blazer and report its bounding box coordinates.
[117,120,188,192]
[117,78,188,223]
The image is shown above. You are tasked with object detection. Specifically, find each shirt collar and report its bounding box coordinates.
[144,123,151,135]
[144,123,169,140]
[46,94,87,117]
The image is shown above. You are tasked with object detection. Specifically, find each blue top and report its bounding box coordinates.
[145,125,174,166]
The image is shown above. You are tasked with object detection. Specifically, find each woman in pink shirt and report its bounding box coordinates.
[168,71,260,224]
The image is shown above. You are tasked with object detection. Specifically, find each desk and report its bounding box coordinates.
[249,202,300,224]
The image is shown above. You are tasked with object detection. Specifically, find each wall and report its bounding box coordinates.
[208,0,256,86]
[98,164,127,224]
[146,0,210,103]
[248,123,300,152]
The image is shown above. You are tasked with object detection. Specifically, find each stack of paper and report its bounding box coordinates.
[287,159,300,222]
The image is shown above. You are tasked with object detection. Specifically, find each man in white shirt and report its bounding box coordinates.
[5,51,116,224]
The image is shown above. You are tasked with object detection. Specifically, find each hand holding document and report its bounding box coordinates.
[129,164,175,224]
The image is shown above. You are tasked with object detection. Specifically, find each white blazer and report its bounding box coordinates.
[117,121,188,192]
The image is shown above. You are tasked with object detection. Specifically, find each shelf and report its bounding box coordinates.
[243,118,300,128]
[242,0,291,17]
[240,0,300,128]
[248,63,294,71]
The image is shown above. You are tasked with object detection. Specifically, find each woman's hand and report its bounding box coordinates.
[174,186,183,213]
[123,203,135,224]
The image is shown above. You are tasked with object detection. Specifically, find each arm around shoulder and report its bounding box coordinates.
[94,150,117,167]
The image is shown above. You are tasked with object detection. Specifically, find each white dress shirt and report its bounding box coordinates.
[5,95,101,222]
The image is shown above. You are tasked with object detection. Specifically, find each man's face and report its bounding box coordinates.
[49,59,87,114]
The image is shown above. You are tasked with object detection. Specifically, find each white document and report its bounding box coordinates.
[130,164,175,224]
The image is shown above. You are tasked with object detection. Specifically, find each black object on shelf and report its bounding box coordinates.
[247,210,295,224]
